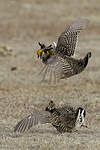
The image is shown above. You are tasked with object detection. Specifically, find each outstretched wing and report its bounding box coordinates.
[55,19,89,57]
[14,111,50,133]
[39,55,65,84]
[40,53,89,84]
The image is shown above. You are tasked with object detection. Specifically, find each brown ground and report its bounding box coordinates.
[0,0,100,149]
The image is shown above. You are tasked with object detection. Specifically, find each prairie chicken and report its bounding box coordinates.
[36,19,91,83]
[14,101,87,133]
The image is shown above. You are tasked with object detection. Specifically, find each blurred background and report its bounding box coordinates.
[0,0,100,150]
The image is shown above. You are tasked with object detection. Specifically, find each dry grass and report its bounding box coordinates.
[0,0,100,149]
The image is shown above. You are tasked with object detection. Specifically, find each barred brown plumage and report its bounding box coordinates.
[14,101,87,133]
[37,19,91,83]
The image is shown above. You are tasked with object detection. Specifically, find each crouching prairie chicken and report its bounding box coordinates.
[36,19,91,83]
[14,101,87,133]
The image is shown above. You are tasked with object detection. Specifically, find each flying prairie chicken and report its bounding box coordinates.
[36,19,91,83]
[14,101,87,133]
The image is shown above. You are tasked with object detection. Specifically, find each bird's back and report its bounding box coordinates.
[49,105,77,133]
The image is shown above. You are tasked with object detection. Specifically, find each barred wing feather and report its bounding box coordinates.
[55,19,89,57]
[40,55,65,83]
[40,55,85,83]
[14,111,50,133]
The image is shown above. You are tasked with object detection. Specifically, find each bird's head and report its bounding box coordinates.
[36,42,53,61]
[45,101,56,113]
[87,52,91,59]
